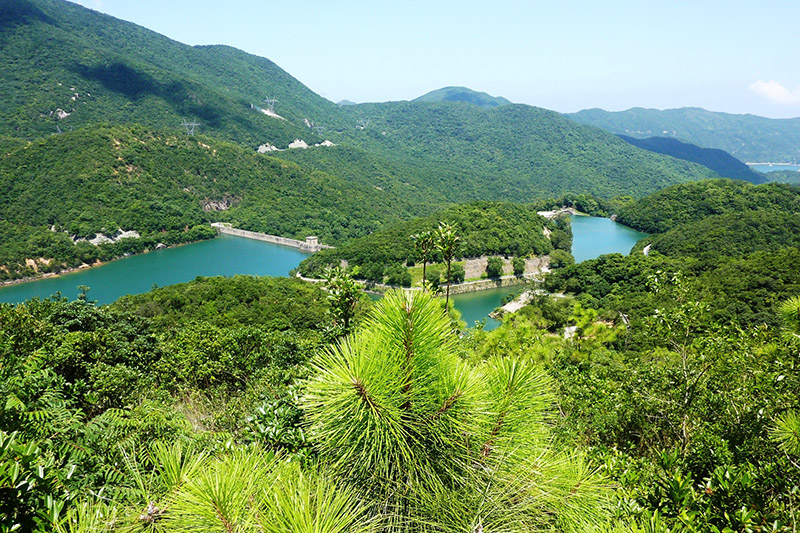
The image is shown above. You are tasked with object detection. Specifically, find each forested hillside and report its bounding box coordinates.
[283,102,721,201]
[570,106,800,163]
[0,124,416,280]
[618,135,766,183]
[0,0,341,145]
[1,0,719,208]
[614,179,800,233]
[297,202,568,280]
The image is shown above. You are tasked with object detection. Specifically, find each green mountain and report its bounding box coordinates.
[0,124,415,280]
[614,179,800,234]
[0,0,343,145]
[413,86,513,107]
[617,135,766,184]
[569,106,800,163]
[1,0,718,203]
[282,102,720,200]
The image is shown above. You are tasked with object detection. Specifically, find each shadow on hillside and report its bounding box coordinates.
[0,1,54,29]
[69,61,224,127]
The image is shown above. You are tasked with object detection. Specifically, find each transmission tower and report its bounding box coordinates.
[357,118,370,130]
[264,97,277,111]
[181,119,200,136]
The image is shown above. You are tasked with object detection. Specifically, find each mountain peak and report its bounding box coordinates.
[413,86,512,108]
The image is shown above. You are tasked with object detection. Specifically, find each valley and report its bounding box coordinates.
[1,1,799,532]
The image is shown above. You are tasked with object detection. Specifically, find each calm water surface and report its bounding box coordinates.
[570,215,648,263]
[0,234,310,306]
[747,163,800,173]
[1,216,647,329]
[452,215,648,330]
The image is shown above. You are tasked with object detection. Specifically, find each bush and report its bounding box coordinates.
[512,256,526,276]
[362,262,385,283]
[486,256,504,278]
[447,263,465,284]
[549,249,575,269]
[385,264,412,287]
[425,265,442,290]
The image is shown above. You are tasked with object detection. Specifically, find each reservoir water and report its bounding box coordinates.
[0,234,310,306]
[451,215,648,330]
[0,216,647,329]
[570,215,649,263]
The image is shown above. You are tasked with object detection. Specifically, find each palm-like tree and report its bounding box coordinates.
[412,231,435,287]
[435,222,460,309]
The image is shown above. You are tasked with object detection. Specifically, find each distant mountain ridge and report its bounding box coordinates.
[568,107,800,163]
[617,135,767,184]
[0,0,719,204]
[413,86,513,108]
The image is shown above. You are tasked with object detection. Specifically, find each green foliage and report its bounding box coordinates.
[447,263,465,284]
[616,179,800,234]
[486,256,504,278]
[549,249,575,269]
[385,264,412,287]
[512,255,525,276]
[299,202,552,278]
[304,290,614,531]
[113,275,329,332]
[323,266,363,337]
[425,265,442,291]
[0,430,72,532]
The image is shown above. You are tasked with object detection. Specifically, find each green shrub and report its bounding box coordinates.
[486,256,504,278]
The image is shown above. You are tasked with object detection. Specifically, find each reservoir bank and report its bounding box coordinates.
[0,216,648,329]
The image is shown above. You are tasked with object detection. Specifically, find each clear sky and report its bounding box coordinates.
[70,0,800,118]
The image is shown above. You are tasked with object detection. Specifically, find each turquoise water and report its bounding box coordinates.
[450,286,517,331]
[0,216,646,329]
[569,215,648,263]
[747,163,800,173]
[451,216,648,330]
[0,235,310,306]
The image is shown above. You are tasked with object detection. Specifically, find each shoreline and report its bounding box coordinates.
[0,239,203,289]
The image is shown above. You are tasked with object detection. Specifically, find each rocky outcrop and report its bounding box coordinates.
[201,198,237,211]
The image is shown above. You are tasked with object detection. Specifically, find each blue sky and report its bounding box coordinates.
[71,0,800,118]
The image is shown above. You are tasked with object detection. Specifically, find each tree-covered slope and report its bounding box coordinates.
[284,102,720,201]
[569,106,800,163]
[618,135,766,184]
[0,0,342,145]
[297,201,560,278]
[413,86,513,107]
[646,211,800,261]
[0,124,414,279]
[615,179,800,234]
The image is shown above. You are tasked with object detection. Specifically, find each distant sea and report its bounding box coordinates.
[747,163,800,173]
